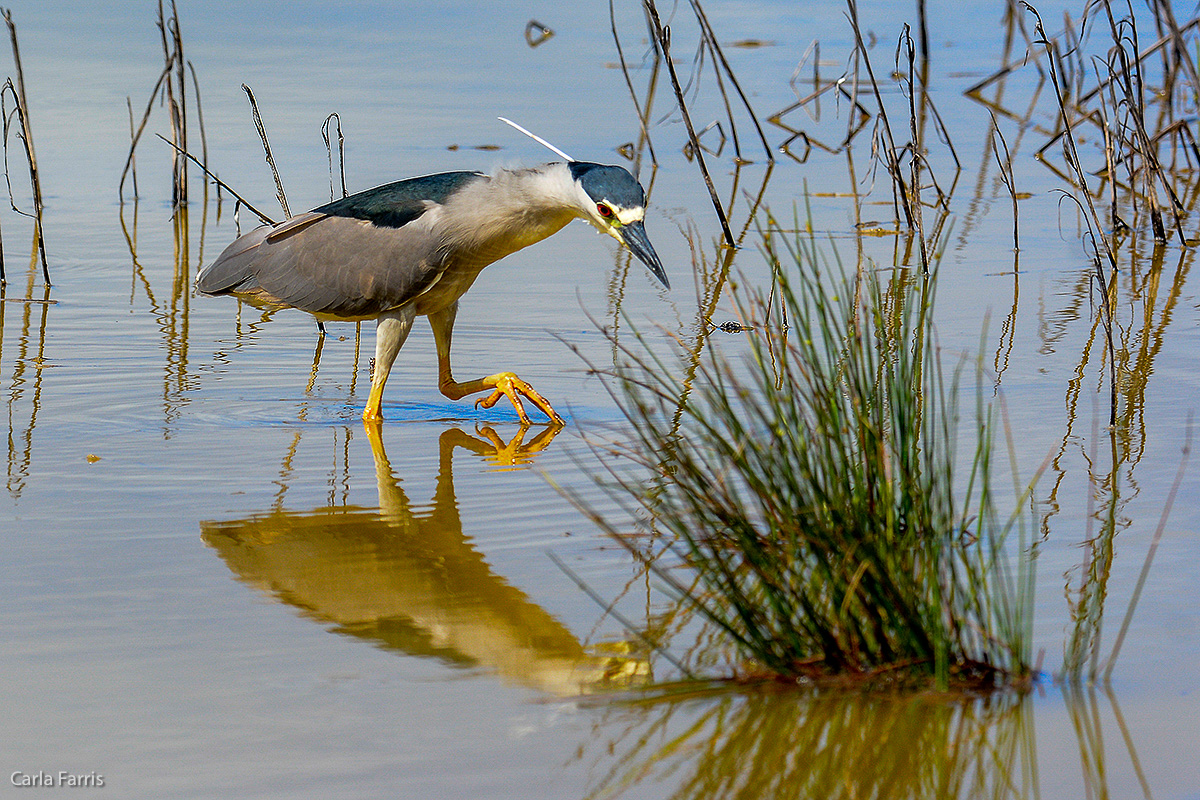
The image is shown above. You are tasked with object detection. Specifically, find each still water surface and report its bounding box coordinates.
[2,1,1199,797]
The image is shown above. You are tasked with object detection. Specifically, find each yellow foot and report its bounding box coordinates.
[474,372,565,426]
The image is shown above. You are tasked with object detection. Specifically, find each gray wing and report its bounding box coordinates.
[196,171,483,318]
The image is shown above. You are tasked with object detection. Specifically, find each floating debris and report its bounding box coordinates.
[706,319,754,334]
[525,20,554,48]
[725,39,776,48]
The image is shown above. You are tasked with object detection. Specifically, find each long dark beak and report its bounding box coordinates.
[620,220,669,289]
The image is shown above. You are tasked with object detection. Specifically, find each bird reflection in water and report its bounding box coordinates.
[201,423,647,695]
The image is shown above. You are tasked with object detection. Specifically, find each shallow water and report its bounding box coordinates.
[3,1,1199,797]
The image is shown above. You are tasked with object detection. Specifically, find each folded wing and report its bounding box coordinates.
[196,171,483,318]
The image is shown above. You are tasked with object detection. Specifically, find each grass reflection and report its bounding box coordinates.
[0,279,52,498]
[582,678,1159,800]
[583,684,1037,800]
[1041,243,1194,681]
[120,193,211,436]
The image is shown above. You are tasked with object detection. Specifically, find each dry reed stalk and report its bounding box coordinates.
[898,26,929,271]
[609,0,659,168]
[242,84,290,218]
[157,0,187,207]
[844,1,908,221]
[1093,81,1124,235]
[170,12,186,182]
[125,98,139,199]
[188,61,208,196]
[683,0,774,164]
[1027,8,1116,270]
[119,65,172,203]
[1026,5,1120,424]
[642,0,735,248]
[120,1,206,213]
[0,8,48,286]
[1099,4,1186,243]
[1076,18,1200,106]
[321,113,347,201]
[989,115,1020,256]
[995,2,1194,249]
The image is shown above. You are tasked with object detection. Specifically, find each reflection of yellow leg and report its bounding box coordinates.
[428,303,566,426]
[362,417,387,464]
[363,418,407,508]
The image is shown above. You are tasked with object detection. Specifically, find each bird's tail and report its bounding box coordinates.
[195,227,272,295]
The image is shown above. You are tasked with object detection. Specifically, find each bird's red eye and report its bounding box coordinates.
[597,203,613,218]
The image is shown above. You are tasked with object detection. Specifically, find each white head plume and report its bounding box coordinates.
[498,117,575,162]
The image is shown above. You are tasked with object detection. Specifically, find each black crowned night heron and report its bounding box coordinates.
[196,159,668,424]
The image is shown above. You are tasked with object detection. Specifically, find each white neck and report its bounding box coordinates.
[438,163,585,266]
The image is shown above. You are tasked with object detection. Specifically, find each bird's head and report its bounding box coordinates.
[569,162,669,289]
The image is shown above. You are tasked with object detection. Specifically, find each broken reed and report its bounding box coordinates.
[586,221,1036,691]
[321,112,348,201]
[0,7,49,286]
[242,83,290,218]
[613,0,963,268]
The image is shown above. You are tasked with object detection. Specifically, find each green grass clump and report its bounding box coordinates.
[589,221,1036,691]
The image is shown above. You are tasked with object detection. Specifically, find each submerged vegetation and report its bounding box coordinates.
[582,223,1037,691]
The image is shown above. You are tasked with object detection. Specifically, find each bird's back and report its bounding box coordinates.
[311,171,483,229]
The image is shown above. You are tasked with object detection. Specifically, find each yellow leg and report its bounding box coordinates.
[428,303,565,426]
[363,307,416,422]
